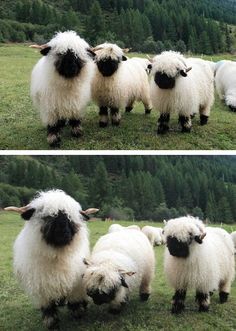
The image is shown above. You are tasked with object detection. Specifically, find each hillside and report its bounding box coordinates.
[0,155,236,223]
[0,0,236,54]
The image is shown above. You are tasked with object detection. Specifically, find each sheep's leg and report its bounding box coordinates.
[171,289,186,314]
[125,99,135,113]
[199,105,210,125]
[178,115,192,133]
[157,113,170,134]
[219,280,231,303]
[141,95,152,114]
[139,272,152,301]
[110,108,121,126]
[196,291,210,312]
[67,300,87,319]
[41,302,59,330]
[108,287,128,314]
[99,106,109,127]
[69,119,83,137]
[47,120,65,147]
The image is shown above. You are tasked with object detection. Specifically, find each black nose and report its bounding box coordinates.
[97,58,119,77]
[167,236,189,258]
[154,72,175,89]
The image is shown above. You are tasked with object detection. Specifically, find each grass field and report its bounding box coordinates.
[0,212,236,331]
[0,44,236,150]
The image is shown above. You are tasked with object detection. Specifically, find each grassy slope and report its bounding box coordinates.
[0,212,236,331]
[0,44,236,150]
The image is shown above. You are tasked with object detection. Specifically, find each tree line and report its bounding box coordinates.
[0,0,235,54]
[0,156,236,224]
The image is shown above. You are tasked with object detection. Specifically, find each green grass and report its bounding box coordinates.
[0,44,236,150]
[0,211,236,331]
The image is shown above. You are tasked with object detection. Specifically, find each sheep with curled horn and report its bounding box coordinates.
[82,229,155,314]
[5,189,98,330]
[91,43,152,127]
[149,51,214,134]
[30,31,96,147]
[163,216,235,314]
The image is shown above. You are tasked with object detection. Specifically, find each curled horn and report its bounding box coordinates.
[186,67,192,73]
[146,54,153,63]
[122,48,131,53]
[90,46,104,52]
[80,208,99,220]
[4,205,29,214]
[199,232,206,240]
[29,44,48,50]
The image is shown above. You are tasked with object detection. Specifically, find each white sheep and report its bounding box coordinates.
[150,51,214,133]
[231,231,236,252]
[128,57,152,74]
[82,229,155,313]
[108,223,140,233]
[30,31,95,147]
[142,225,164,246]
[4,190,97,330]
[91,43,152,127]
[163,216,235,313]
[215,60,236,112]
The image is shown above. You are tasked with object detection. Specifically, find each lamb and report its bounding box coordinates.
[215,60,236,112]
[108,223,140,233]
[142,225,164,246]
[149,51,214,133]
[4,190,98,330]
[91,43,152,127]
[82,229,155,313]
[163,216,235,313]
[30,31,95,147]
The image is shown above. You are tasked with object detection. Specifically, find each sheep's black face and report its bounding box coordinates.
[41,210,78,247]
[96,58,119,77]
[154,72,175,89]
[167,236,189,258]
[55,49,85,79]
[87,288,117,305]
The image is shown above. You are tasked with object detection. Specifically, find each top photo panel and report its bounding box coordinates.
[0,0,236,150]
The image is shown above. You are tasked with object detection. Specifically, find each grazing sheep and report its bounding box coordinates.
[150,51,214,133]
[108,223,140,233]
[5,190,98,330]
[82,229,155,313]
[231,231,236,252]
[91,43,152,127]
[142,225,164,246]
[215,60,236,112]
[30,31,95,147]
[163,216,235,313]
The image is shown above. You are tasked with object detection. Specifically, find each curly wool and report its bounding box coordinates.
[142,226,164,246]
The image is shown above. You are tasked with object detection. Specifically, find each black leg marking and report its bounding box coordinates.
[69,119,83,137]
[219,291,229,304]
[110,108,120,126]
[171,290,186,314]
[140,293,150,301]
[125,106,133,113]
[200,114,209,126]
[47,120,65,147]
[68,300,87,319]
[99,106,109,127]
[108,307,121,314]
[229,105,236,112]
[145,108,152,114]
[179,115,192,132]
[41,303,59,330]
[157,113,170,134]
[196,291,209,312]
[191,113,196,119]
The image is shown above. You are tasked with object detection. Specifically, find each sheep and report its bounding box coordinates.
[82,229,155,314]
[142,225,164,246]
[30,31,95,147]
[215,60,236,112]
[91,43,152,127]
[4,190,98,330]
[163,216,235,314]
[128,57,152,74]
[231,231,236,252]
[108,223,140,233]
[149,51,214,134]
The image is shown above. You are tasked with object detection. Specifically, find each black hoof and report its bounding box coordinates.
[219,292,229,303]
[71,128,83,138]
[171,302,185,314]
[125,106,133,113]
[140,293,150,301]
[111,121,120,126]
[48,136,61,148]
[99,121,108,128]
[145,108,152,114]
[157,125,169,134]
[200,115,208,125]
[181,126,191,133]
[199,305,209,312]
[108,308,121,314]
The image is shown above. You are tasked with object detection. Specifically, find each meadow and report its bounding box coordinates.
[0,44,236,150]
[0,212,236,331]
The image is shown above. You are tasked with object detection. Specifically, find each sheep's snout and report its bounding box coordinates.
[87,288,117,305]
[96,58,119,77]
[154,72,175,89]
[41,210,78,247]
[167,236,189,258]
[55,49,84,79]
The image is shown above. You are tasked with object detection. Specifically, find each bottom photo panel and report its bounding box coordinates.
[0,155,236,331]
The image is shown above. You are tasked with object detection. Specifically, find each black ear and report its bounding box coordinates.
[40,46,51,56]
[21,208,36,221]
[122,55,127,61]
[194,235,203,244]
[120,276,129,288]
[87,49,96,59]
[180,70,187,77]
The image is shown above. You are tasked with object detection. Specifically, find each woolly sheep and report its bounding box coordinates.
[231,231,236,252]
[82,229,155,313]
[108,223,140,233]
[128,57,152,74]
[142,225,164,246]
[215,60,236,112]
[150,51,214,133]
[5,190,98,330]
[30,31,95,147]
[163,216,235,313]
[91,43,152,127]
